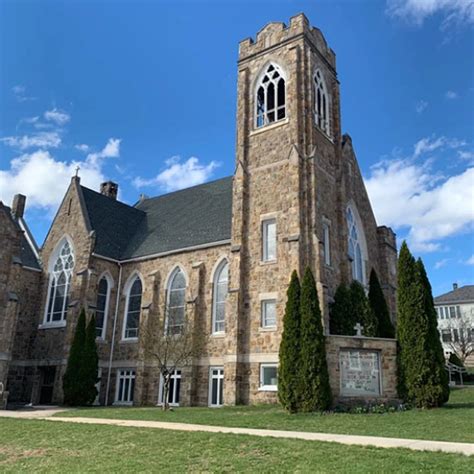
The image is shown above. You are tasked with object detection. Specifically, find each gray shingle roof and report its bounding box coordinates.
[19,232,41,270]
[81,176,233,261]
[434,285,474,304]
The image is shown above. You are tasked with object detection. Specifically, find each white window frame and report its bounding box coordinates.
[314,69,330,136]
[346,205,367,285]
[158,370,181,407]
[255,63,286,129]
[43,238,75,326]
[212,260,228,335]
[261,299,277,329]
[115,369,135,405]
[95,274,113,340]
[259,363,278,391]
[262,218,277,262]
[122,274,143,341]
[208,367,224,407]
[322,220,331,266]
[165,267,187,335]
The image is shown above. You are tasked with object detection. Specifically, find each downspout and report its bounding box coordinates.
[105,262,122,405]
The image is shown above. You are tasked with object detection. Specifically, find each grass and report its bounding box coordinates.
[0,418,472,473]
[58,388,474,443]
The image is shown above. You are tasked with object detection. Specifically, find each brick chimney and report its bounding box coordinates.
[12,194,26,218]
[453,283,458,290]
[100,181,118,200]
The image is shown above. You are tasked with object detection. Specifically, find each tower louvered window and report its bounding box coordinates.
[314,70,330,135]
[256,64,286,128]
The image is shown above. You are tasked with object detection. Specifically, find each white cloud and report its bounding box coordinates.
[86,138,121,165]
[458,150,474,164]
[133,156,220,192]
[365,137,474,252]
[0,150,105,210]
[435,258,450,269]
[0,132,61,150]
[465,255,474,265]
[44,108,70,126]
[75,144,90,153]
[415,100,428,113]
[445,90,459,99]
[413,135,465,158]
[12,85,36,102]
[386,0,474,27]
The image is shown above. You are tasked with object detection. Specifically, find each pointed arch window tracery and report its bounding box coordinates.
[256,64,286,128]
[314,70,330,135]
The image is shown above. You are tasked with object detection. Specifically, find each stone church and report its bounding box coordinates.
[0,14,398,408]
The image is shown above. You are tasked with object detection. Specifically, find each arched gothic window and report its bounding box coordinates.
[212,260,228,334]
[166,268,186,335]
[346,207,364,283]
[123,276,142,339]
[314,70,330,135]
[256,64,286,128]
[45,240,75,324]
[95,275,112,339]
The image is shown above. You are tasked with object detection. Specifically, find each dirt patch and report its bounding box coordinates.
[0,446,48,465]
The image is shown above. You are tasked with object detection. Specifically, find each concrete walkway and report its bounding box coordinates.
[1,409,473,456]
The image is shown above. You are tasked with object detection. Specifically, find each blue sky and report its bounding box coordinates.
[0,0,473,296]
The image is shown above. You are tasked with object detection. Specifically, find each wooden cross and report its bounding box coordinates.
[354,322,364,337]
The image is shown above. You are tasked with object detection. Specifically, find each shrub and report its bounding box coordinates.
[278,270,301,413]
[298,267,332,412]
[349,281,378,337]
[329,283,353,335]
[368,269,395,338]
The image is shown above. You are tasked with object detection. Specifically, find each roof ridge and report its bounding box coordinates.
[80,185,145,215]
[139,176,233,204]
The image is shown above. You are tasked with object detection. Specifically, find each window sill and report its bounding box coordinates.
[113,401,133,406]
[120,338,139,344]
[96,337,107,343]
[38,321,66,330]
[259,326,276,332]
[258,386,278,392]
[314,124,334,144]
[211,332,226,339]
[260,260,277,266]
[250,117,289,136]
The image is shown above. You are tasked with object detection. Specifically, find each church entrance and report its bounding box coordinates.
[39,367,56,405]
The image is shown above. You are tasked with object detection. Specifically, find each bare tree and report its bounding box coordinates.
[445,316,474,365]
[143,304,207,411]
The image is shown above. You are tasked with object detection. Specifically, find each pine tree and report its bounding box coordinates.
[63,308,86,406]
[349,281,378,337]
[278,270,301,413]
[416,258,450,405]
[299,267,332,412]
[329,283,353,335]
[396,242,449,407]
[368,269,395,338]
[80,314,99,405]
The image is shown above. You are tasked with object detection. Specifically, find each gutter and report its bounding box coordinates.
[105,261,122,406]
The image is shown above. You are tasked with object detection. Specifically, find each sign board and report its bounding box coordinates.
[339,350,381,397]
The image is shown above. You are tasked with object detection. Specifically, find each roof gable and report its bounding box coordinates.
[434,285,474,304]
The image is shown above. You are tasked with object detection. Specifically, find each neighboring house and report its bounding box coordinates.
[2,14,398,407]
[435,284,474,366]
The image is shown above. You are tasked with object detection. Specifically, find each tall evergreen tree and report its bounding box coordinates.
[416,258,450,405]
[80,314,99,405]
[299,267,332,412]
[278,270,301,413]
[349,281,378,337]
[368,269,395,338]
[63,308,86,406]
[329,283,353,335]
[396,242,449,407]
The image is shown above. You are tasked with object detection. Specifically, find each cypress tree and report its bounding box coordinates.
[80,314,99,405]
[278,270,301,413]
[349,281,378,337]
[396,242,449,407]
[416,258,450,405]
[63,308,86,406]
[299,267,332,412]
[329,283,353,335]
[368,269,395,338]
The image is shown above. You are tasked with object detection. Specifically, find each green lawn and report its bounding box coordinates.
[0,418,472,473]
[59,388,474,443]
